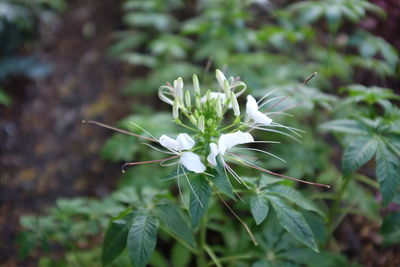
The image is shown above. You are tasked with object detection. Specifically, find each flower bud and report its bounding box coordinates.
[230,91,240,116]
[185,90,191,108]
[192,74,200,94]
[189,115,197,126]
[173,99,179,119]
[195,96,201,109]
[198,115,205,133]
[206,90,211,102]
[223,79,230,100]
[215,96,222,117]
[216,69,226,89]
[174,77,183,100]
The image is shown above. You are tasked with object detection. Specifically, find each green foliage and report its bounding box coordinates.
[0,0,66,105]
[17,0,400,266]
[189,175,211,229]
[102,212,135,266]
[127,211,158,267]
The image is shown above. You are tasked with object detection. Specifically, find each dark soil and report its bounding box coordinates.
[0,0,129,265]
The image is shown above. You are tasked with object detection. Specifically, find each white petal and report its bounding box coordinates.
[159,135,179,151]
[246,95,272,126]
[246,95,259,112]
[180,152,206,173]
[218,131,254,155]
[176,133,195,150]
[207,143,219,166]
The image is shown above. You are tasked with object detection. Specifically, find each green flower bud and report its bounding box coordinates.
[189,115,197,126]
[215,96,222,117]
[195,96,201,109]
[198,115,205,133]
[192,74,200,94]
[230,91,240,116]
[206,90,211,102]
[185,90,191,108]
[223,79,230,100]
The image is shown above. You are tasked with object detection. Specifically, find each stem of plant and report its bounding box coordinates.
[197,216,208,267]
[328,177,351,233]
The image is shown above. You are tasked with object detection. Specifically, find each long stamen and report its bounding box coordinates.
[121,155,179,173]
[82,120,158,142]
[129,121,158,141]
[234,147,287,163]
[265,72,317,113]
[228,152,259,160]
[181,165,204,208]
[231,154,330,188]
[213,188,258,246]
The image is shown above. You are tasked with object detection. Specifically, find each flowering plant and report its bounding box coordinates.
[83,70,330,267]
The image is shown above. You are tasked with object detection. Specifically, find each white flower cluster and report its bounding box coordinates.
[83,69,328,189]
[156,69,280,180]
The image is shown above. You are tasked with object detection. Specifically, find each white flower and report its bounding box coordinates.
[159,133,206,173]
[207,131,254,166]
[158,77,184,105]
[246,95,272,126]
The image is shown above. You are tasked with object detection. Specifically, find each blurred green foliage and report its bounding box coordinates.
[18,0,400,266]
[0,0,66,105]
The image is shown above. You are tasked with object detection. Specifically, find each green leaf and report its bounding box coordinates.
[155,202,196,247]
[102,212,135,266]
[267,195,318,252]
[189,175,211,228]
[250,194,269,225]
[267,185,325,218]
[381,212,400,246]
[127,211,158,267]
[319,119,368,135]
[342,137,378,177]
[376,143,400,205]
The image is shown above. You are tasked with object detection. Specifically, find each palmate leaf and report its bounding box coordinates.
[267,185,325,218]
[319,119,368,135]
[102,212,135,266]
[127,210,158,267]
[189,175,211,228]
[376,142,400,205]
[267,195,318,252]
[155,202,196,247]
[250,194,269,225]
[342,137,378,177]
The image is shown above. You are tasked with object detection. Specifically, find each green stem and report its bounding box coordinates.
[328,177,351,233]
[203,245,222,267]
[206,254,253,266]
[197,217,208,267]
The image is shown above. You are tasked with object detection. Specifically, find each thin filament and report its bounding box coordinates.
[231,154,330,188]
[82,120,158,142]
[121,155,179,173]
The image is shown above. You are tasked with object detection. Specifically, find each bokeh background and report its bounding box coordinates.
[1,0,399,266]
